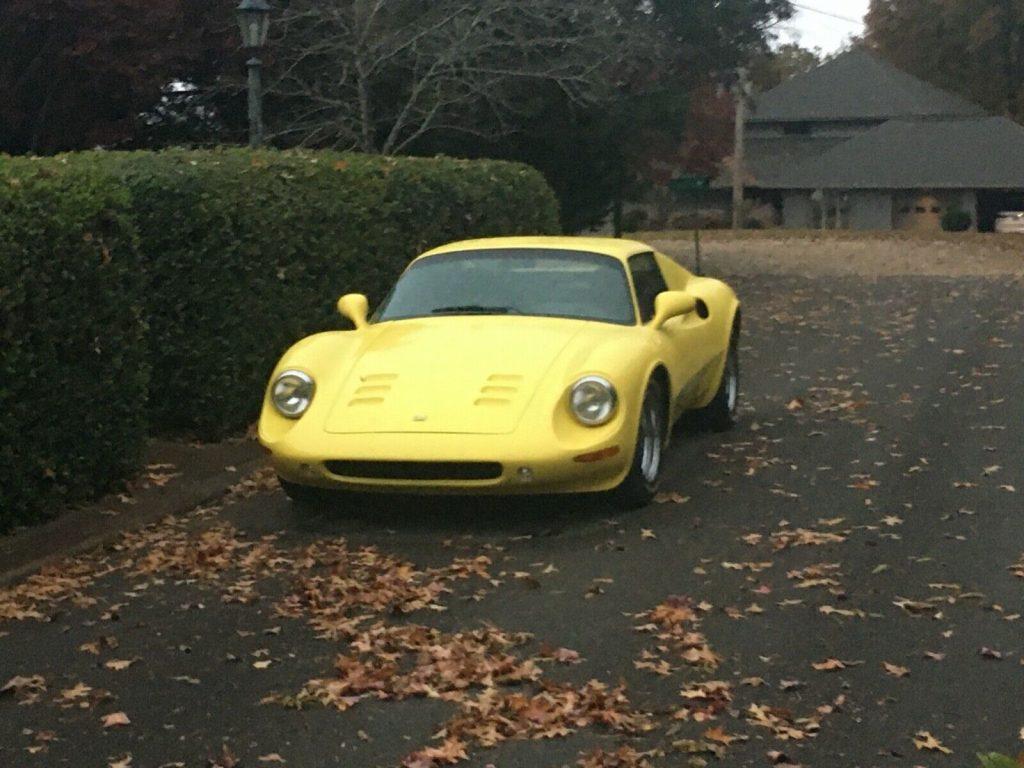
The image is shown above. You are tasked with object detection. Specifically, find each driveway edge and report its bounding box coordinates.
[0,441,267,589]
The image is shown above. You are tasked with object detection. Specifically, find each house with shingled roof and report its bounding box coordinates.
[715,49,1024,231]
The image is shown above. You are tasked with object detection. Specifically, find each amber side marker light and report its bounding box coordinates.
[573,446,621,464]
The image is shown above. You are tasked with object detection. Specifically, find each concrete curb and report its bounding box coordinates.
[0,442,266,589]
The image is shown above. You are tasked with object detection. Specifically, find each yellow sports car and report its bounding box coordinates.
[259,237,740,508]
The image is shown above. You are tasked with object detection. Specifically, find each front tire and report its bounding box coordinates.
[612,379,666,509]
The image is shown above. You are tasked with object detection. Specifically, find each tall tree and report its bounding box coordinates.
[421,0,795,230]
[265,0,630,155]
[0,0,232,154]
[678,83,736,178]
[865,0,1024,121]
[748,43,822,91]
[571,0,796,229]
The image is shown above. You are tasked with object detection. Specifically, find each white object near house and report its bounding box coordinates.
[995,211,1024,234]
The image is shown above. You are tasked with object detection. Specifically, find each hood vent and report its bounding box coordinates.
[475,374,523,407]
[349,373,397,407]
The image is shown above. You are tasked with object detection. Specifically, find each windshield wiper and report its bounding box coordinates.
[430,305,521,315]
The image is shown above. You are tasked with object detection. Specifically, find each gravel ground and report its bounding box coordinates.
[646,233,1024,278]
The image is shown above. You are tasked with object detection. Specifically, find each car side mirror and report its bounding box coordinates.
[337,293,370,329]
[651,290,697,329]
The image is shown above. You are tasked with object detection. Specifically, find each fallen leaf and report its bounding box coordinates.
[913,731,951,754]
[893,597,936,615]
[722,561,774,572]
[811,658,862,672]
[655,491,690,504]
[79,635,118,655]
[540,646,582,665]
[104,659,138,671]
[101,712,131,728]
[818,605,865,618]
[210,744,240,768]
[883,662,910,678]
[1,675,46,703]
[56,682,92,704]
[703,726,737,745]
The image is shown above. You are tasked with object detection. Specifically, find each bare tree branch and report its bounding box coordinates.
[265,0,634,154]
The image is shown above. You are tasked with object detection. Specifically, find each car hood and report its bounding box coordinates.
[323,317,586,435]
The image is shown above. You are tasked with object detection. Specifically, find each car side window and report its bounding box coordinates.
[628,253,670,324]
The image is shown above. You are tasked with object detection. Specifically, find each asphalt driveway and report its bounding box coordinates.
[2,271,1022,768]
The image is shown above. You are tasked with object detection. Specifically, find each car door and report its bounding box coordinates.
[629,252,712,411]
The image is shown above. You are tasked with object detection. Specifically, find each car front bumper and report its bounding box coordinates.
[262,428,635,495]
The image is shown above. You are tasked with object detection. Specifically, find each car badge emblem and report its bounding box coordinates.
[413,414,428,422]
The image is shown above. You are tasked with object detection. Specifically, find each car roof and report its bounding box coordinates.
[416,236,654,264]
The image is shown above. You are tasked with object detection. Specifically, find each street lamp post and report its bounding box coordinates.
[236,0,272,148]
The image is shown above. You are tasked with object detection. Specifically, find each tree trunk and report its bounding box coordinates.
[612,160,625,238]
[356,70,376,153]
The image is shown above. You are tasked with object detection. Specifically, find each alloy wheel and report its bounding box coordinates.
[639,399,662,484]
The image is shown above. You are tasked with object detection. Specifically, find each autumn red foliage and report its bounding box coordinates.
[678,84,736,178]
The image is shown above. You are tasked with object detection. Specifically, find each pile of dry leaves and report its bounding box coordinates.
[634,595,721,673]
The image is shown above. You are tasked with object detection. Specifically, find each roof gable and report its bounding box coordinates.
[752,49,985,123]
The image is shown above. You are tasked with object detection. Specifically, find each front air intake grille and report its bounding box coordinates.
[324,460,504,481]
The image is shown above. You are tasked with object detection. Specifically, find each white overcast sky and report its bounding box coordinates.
[778,0,870,53]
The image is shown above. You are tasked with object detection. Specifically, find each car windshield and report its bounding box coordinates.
[374,248,636,325]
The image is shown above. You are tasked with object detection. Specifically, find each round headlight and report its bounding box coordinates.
[271,370,315,419]
[570,376,618,426]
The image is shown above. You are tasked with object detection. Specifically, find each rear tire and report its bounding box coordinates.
[611,379,666,510]
[700,338,740,432]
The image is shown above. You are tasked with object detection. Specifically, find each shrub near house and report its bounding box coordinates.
[0,149,560,529]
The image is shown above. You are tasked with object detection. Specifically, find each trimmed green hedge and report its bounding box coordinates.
[110,149,559,436]
[0,148,558,527]
[0,157,148,530]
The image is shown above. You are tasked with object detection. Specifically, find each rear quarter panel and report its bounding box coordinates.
[655,252,741,408]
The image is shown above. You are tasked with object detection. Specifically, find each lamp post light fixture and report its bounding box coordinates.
[236,0,272,148]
